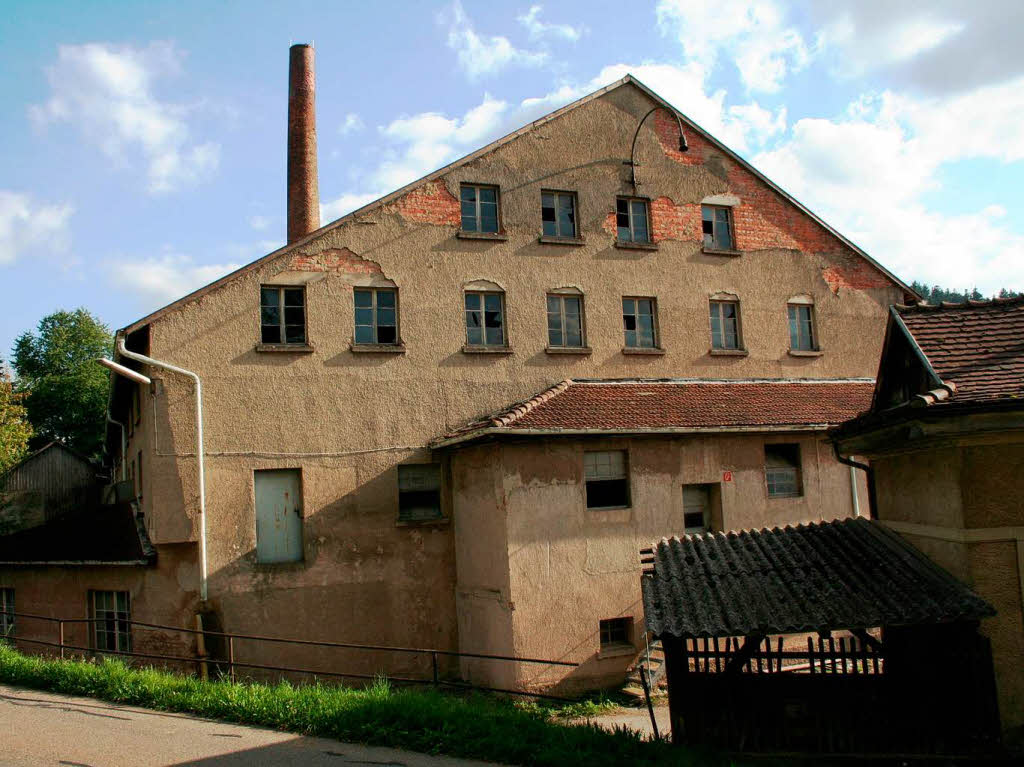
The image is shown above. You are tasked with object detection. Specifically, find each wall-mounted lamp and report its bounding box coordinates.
[628,107,688,190]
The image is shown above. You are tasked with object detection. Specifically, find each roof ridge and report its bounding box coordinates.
[489,379,573,427]
[897,295,1024,313]
[570,377,875,385]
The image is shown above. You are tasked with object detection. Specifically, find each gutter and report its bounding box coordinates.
[832,442,877,520]
[113,334,209,603]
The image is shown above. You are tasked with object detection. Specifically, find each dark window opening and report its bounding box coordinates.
[461,184,500,233]
[682,484,713,534]
[541,191,577,238]
[465,291,506,347]
[261,286,306,345]
[616,197,650,243]
[765,443,802,498]
[585,450,630,509]
[354,287,399,345]
[702,205,734,249]
[398,464,443,521]
[600,617,632,648]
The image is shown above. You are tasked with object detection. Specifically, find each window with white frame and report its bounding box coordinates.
[260,286,306,345]
[90,590,131,653]
[354,287,399,345]
[616,197,650,243]
[702,205,734,250]
[622,297,658,349]
[460,184,500,233]
[709,299,741,350]
[787,300,817,351]
[584,450,630,509]
[765,444,802,498]
[541,191,577,238]
[398,464,443,521]
[464,291,506,347]
[546,293,585,348]
[0,588,13,641]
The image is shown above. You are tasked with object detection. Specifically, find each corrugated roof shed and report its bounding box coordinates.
[436,378,875,446]
[641,517,993,639]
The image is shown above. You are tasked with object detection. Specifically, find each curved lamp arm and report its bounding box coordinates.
[629,107,688,190]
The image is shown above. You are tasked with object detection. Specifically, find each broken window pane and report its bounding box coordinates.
[616,197,651,243]
[465,291,505,347]
[702,205,734,249]
[622,298,657,348]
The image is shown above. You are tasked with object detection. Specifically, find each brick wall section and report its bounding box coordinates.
[393,179,461,226]
[653,109,892,291]
[291,247,382,274]
[650,196,699,242]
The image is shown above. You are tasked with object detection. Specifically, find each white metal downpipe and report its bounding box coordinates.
[115,335,209,603]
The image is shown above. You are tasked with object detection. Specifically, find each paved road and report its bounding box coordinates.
[0,684,499,767]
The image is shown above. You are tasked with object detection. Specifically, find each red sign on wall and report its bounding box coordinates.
[722,470,733,482]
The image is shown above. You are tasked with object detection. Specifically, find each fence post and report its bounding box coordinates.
[431,651,439,686]
[58,620,65,660]
[228,635,235,684]
[194,614,209,682]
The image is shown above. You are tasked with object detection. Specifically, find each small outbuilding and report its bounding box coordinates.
[642,517,1000,757]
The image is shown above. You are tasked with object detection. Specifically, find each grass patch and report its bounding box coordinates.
[0,646,733,766]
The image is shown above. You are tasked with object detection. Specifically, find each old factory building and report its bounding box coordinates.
[2,45,916,691]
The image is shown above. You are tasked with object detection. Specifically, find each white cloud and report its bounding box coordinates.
[517,5,584,42]
[444,1,546,79]
[339,113,364,135]
[0,191,73,266]
[31,42,220,194]
[108,251,241,308]
[248,215,270,231]
[656,0,809,93]
[320,192,382,222]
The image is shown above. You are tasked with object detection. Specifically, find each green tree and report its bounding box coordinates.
[11,309,112,459]
[0,363,33,473]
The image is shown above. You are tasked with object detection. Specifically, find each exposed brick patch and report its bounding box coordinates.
[654,110,704,166]
[651,196,700,242]
[291,247,382,274]
[602,211,617,236]
[822,256,894,294]
[393,179,460,226]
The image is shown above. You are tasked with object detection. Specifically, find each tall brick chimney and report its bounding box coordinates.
[287,44,320,243]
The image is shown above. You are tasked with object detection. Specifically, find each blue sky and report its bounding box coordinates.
[2,0,1022,360]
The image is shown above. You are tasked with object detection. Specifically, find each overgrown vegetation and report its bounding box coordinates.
[0,646,731,766]
[0,362,33,474]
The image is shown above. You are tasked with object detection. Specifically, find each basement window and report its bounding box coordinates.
[354,288,399,345]
[398,464,443,521]
[765,444,802,498]
[0,588,13,641]
[541,190,577,238]
[599,617,632,649]
[616,197,650,243]
[460,184,500,233]
[584,450,630,509]
[90,590,131,654]
[702,205,734,250]
[261,286,306,345]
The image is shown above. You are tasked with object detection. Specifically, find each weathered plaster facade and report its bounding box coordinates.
[41,77,908,688]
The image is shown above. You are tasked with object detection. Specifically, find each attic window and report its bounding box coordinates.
[260,286,306,345]
[542,191,577,238]
[702,205,734,250]
[787,302,817,352]
[461,184,500,233]
[765,443,802,498]
[616,198,650,243]
[354,288,398,345]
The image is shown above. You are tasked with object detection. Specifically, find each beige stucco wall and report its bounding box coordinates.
[869,436,1024,732]
[451,432,864,691]
[102,81,902,687]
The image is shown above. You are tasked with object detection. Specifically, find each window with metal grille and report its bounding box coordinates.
[616,197,650,243]
[622,297,658,349]
[354,288,398,345]
[90,590,131,653]
[709,300,741,350]
[599,617,632,648]
[788,303,817,351]
[465,291,506,347]
[398,464,443,521]
[460,184,500,233]
[546,294,584,348]
[260,286,306,345]
[584,450,630,509]
[541,191,577,238]
[702,205,734,250]
[0,588,13,641]
[765,444,802,498]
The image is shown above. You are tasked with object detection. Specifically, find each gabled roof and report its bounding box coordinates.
[433,378,875,448]
[641,517,994,639]
[0,502,155,566]
[894,297,1024,405]
[120,75,914,335]
[0,441,98,482]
